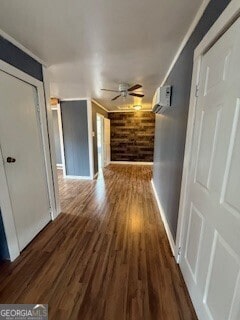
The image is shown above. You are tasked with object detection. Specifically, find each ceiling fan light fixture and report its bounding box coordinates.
[133,105,142,111]
[101,83,144,101]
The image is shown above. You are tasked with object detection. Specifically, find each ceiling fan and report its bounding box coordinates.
[101,83,145,101]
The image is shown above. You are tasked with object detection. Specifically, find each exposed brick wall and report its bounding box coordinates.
[109,112,155,162]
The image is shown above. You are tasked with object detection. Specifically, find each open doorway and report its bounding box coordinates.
[51,105,64,171]
[96,113,104,172]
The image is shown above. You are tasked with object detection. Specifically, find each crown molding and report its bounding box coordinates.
[91,99,109,112]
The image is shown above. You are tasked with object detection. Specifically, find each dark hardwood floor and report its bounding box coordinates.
[0,165,197,320]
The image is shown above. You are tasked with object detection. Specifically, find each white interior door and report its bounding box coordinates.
[0,70,51,251]
[180,17,240,320]
[104,118,111,167]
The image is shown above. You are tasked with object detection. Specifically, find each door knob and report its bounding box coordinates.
[7,157,16,163]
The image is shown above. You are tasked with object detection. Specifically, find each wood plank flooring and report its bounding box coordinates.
[0,165,197,320]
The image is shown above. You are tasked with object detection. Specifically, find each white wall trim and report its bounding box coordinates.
[160,0,211,86]
[56,103,67,178]
[176,0,240,264]
[87,99,94,179]
[151,179,175,256]
[37,85,58,221]
[52,104,65,175]
[109,109,152,113]
[42,67,61,219]
[0,60,42,87]
[59,98,94,180]
[92,99,109,113]
[0,60,57,260]
[0,28,47,67]
[60,97,91,101]
[110,161,153,165]
[64,175,92,180]
[194,0,240,59]
[96,112,105,171]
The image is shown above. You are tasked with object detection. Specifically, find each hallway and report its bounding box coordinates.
[0,165,196,319]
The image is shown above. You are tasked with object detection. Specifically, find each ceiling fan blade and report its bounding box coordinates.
[101,89,120,92]
[128,84,142,92]
[129,93,145,98]
[112,94,121,101]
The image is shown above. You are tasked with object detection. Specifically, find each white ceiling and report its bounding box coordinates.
[0,0,203,111]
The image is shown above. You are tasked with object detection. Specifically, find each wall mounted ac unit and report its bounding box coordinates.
[152,85,172,114]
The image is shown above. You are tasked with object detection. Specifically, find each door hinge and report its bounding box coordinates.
[195,84,199,98]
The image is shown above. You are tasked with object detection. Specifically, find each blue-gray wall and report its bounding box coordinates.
[153,0,231,241]
[0,36,43,81]
[0,213,9,260]
[0,35,43,260]
[52,110,62,165]
[92,102,108,174]
[61,100,90,176]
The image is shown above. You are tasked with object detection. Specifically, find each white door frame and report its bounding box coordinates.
[176,0,240,261]
[87,99,94,180]
[59,98,94,180]
[51,104,65,170]
[42,67,61,217]
[0,60,58,261]
[103,118,111,167]
[96,112,105,171]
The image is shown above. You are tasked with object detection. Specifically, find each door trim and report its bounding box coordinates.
[0,60,57,261]
[42,67,61,217]
[57,98,94,180]
[176,0,240,262]
[51,104,66,174]
[96,112,105,173]
[87,99,94,180]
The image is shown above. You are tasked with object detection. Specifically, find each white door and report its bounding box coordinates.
[180,17,240,320]
[104,118,111,166]
[0,70,51,251]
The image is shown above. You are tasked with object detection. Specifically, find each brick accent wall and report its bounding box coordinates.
[109,111,155,162]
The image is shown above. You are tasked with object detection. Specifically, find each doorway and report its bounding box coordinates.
[96,113,104,171]
[51,105,64,170]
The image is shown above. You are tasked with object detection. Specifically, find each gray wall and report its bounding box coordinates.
[61,100,90,177]
[0,35,43,260]
[153,0,231,241]
[52,110,62,165]
[0,213,9,260]
[92,102,108,174]
[0,36,43,81]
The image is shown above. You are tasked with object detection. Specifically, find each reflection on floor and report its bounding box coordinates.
[0,165,196,320]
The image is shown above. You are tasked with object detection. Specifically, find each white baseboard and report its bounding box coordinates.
[151,179,176,257]
[56,164,63,169]
[110,161,153,165]
[64,175,92,180]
